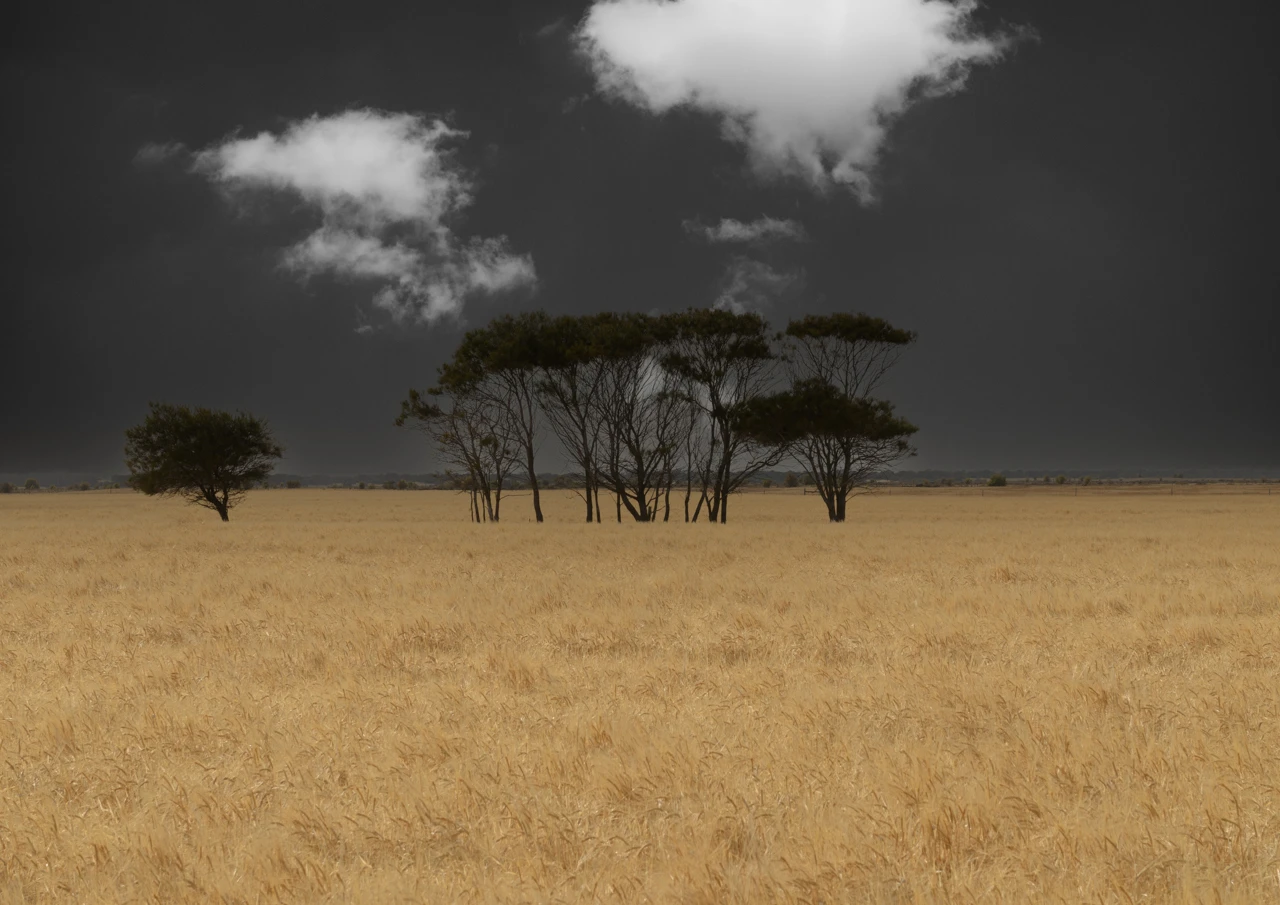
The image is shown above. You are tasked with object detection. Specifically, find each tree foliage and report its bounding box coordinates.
[736,379,917,521]
[124,403,283,521]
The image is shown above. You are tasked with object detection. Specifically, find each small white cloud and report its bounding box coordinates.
[187,108,535,324]
[685,216,808,244]
[536,17,568,39]
[282,229,423,280]
[579,0,1018,199]
[369,236,537,324]
[714,256,805,314]
[134,142,187,166]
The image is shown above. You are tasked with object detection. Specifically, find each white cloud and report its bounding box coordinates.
[714,256,805,314]
[134,142,187,165]
[685,216,808,243]
[281,229,422,280]
[579,0,1016,199]
[190,109,535,323]
[535,17,568,39]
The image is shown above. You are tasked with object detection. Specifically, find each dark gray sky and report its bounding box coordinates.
[3,0,1277,478]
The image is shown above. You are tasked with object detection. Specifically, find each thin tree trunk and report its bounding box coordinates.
[526,445,543,523]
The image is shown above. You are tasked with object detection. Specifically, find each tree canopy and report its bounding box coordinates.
[124,403,283,521]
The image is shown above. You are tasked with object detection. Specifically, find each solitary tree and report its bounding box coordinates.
[124,403,283,521]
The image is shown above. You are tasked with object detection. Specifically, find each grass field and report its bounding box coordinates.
[2,487,1279,903]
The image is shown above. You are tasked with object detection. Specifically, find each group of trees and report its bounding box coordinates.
[396,309,918,524]
[114,309,917,524]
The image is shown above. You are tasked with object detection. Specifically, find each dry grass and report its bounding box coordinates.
[2,487,1279,904]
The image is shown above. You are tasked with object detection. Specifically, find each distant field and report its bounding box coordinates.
[2,488,1279,903]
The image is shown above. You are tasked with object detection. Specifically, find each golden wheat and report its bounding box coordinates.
[2,487,1279,903]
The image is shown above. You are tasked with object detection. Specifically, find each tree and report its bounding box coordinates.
[440,312,550,523]
[737,379,917,521]
[988,474,1007,487]
[742,313,917,522]
[660,309,783,523]
[536,313,613,522]
[24,479,38,491]
[0,482,12,494]
[396,386,518,522]
[124,403,283,521]
[587,313,686,522]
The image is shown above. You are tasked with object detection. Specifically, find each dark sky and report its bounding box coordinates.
[3,0,1277,478]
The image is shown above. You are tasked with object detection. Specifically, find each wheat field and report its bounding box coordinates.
[2,486,1278,903]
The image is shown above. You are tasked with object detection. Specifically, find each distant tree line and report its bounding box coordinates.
[396,309,918,523]
[0,480,121,493]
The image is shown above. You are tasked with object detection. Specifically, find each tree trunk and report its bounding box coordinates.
[834,491,848,523]
[526,446,543,523]
[217,504,229,522]
[584,469,594,523]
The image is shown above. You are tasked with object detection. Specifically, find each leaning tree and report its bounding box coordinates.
[124,402,283,521]
[395,386,518,523]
